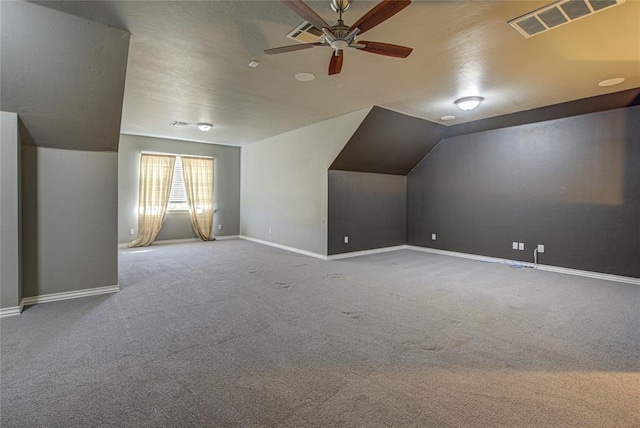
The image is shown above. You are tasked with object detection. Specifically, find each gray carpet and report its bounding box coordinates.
[1,239,639,427]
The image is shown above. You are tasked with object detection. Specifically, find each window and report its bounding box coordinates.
[168,156,189,211]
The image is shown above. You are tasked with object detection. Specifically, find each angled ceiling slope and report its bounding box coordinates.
[0,1,129,152]
[330,106,446,175]
[447,87,640,138]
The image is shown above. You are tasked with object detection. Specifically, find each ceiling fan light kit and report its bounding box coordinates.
[265,0,413,75]
[455,96,484,111]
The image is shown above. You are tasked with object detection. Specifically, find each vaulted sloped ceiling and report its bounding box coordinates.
[447,88,640,138]
[26,0,640,146]
[0,2,129,151]
[330,88,640,176]
[330,106,446,175]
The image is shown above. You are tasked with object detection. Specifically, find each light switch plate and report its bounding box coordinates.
[538,244,545,253]
[518,243,524,251]
[432,234,437,240]
[512,242,518,250]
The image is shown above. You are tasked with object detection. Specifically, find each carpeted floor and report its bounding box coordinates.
[1,239,639,427]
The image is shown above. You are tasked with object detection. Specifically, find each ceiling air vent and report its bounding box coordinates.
[170,121,191,128]
[509,0,625,38]
[286,21,324,44]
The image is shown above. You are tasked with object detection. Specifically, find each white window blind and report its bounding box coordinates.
[169,156,186,203]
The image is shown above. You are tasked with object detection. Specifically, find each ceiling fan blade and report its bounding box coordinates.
[328,51,343,75]
[356,41,413,58]
[264,43,323,55]
[349,0,411,35]
[281,0,332,31]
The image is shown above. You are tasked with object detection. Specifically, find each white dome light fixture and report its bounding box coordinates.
[455,96,484,111]
[598,77,624,87]
[196,123,213,132]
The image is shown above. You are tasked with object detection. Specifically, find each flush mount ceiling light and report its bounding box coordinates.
[295,72,315,82]
[196,123,213,132]
[248,60,260,68]
[454,96,484,111]
[440,115,456,121]
[598,77,625,87]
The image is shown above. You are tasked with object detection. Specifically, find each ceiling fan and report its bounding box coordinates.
[265,0,413,75]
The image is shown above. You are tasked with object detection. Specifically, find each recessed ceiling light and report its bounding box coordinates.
[454,96,484,111]
[295,72,315,82]
[440,115,456,121]
[598,77,625,87]
[248,60,260,68]
[196,123,213,132]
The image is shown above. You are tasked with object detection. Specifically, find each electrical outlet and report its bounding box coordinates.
[538,244,545,253]
[512,242,518,250]
[432,233,437,241]
[129,228,135,235]
[344,236,349,244]
[218,224,223,230]
[518,243,525,251]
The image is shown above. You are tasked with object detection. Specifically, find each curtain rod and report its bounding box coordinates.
[139,151,214,160]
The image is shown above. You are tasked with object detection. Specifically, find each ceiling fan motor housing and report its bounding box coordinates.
[331,0,351,13]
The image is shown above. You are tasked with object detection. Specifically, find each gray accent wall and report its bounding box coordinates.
[408,106,640,278]
[330,106,446,175]
[1,2,129,299]
[328,171,406,255]
[1,112,22,309]
[118,135,241,244]
[22,147,119,297]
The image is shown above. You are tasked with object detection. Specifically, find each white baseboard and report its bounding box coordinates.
[119,236,239,249]
[407,245,639,285]
[327,245,407,261]
[215,235,239,241]
[535,264,640,286]
[21,284,120,307]
[0,301,24,318]
[239,236,327,260]
[407,245,535,268]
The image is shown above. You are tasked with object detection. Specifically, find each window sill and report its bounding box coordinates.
[166,210,190,215]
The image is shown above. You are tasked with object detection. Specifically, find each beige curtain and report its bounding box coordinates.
[128,154,176,247]
[182,156,215,241]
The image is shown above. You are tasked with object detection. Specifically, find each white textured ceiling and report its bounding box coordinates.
[33,0,640,146]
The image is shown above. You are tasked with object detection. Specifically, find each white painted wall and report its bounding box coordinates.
[240,108,370,256]
[0,112,22,309]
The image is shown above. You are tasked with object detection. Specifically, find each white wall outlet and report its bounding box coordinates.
[218,224,223,230]
[512,242,518,250]
[129,228,135,235]
[432,233,437,240]
[518,243,525,251]
[344,236,349,244]
[537,244,545,253]
[269,228,272,235]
